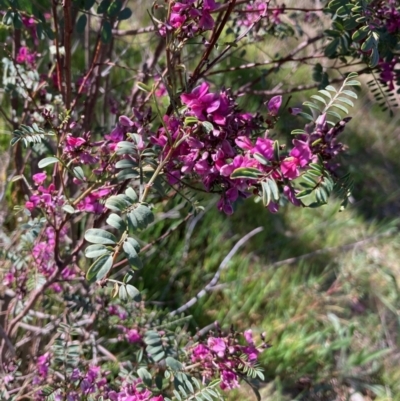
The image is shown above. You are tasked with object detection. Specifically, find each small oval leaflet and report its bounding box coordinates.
[86,254,113,282]
[85,228,117,245]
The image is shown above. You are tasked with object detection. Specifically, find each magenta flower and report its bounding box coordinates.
[16,46,36,65]
[283,185,301,206]
[126,329,141,344]
[119,115,135,127]
[32,172,47,185]
[267,95,282,116]
[220,369,239,390]
[65,135,86,151]
[207,337,226,357]
[181,82,221,121]
[235,136,253,151]
[281,139,311,179]
[191,344,211,361]
[253,137,274,160]
[244,330,254,345]
[4,271,15,286]
[37,352,50,378]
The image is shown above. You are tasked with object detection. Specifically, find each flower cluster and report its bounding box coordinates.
[26,173,63,212]
[379,57,398,91]
[162,0,218,37]
[152,82,319,214]
[16,46,36,66]
[238,1,284,29]
[152,82,261,214]
[30,351,166,401]
[371,0,400,34]
[190,330,263,390]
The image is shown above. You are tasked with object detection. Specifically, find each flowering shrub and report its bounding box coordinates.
[0,0,399,400]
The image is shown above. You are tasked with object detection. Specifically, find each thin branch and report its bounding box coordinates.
[170,226,263,316]
[112,25,156,36]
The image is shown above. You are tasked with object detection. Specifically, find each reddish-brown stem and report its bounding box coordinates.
[63,0,73,109]
[206,55,322,76]
[189,0,237,88]
[70,39,102,115]
[52,0,65,105]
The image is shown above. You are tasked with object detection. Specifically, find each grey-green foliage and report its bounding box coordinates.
[84,184,154,298]
[296,161,353,210]
[52,323,81,369]
[301,72,359,126]
[144,330,174,363]
[164,376,224,401]
[367,73,399,117]
[11,123,55,147]
[2,57,34,94]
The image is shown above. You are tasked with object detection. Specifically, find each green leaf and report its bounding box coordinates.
[267,178,279,201]
[253,152,270,166]
[137,367,152,385]
[291,129,306,135]
[123,239,142,269]
[230,167,262,180]
[342,89,357,98]
[107,0,123,17]
[125,284,141,301]
[325,85,337,93]
[44,24,55,40]
[331,103,349,114]
[86,254,113,282]
[137,82,151,92]
[184,117,198,125]
[166,357,183,371]
[326,110,342,120]
[85,244,110,259]
[118,7,132,20]
[303,101,321,112]
[125,187,138,202]
[13,12,23,29]
[105,195,132,212]
[62,205,76,214]
[119,285,128,300]
[310,95,327,105]
[361,34,376,52]
[76,14,87,34]
[324,38,339,57]
[101,20,112,43]
[297,112,314,121]
[201,121,214,134]
[38,157,58,168]
[85,228,117,245]
[261,181,271,206]
[97,0,111,13]
[107,213,126,231]
[370,48,379,68]
[84,0,96,10]
[127,205,154,231]
[352,27,368,42]
[336,96,354,107]
[73,166,85,181]
[3,11,13,25]
[319,89,332,99]
[126,237,141,252]
[273,140,280,161]
[296,188,313,198]
[115,159,137,169]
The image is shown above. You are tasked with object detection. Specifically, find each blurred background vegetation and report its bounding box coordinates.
[1,0,400,400]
